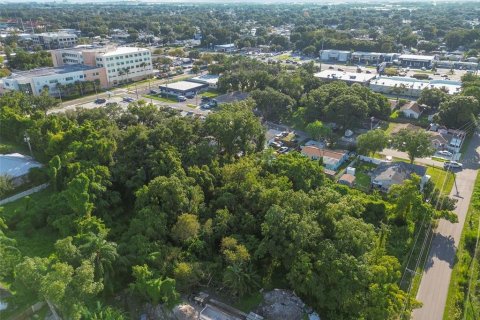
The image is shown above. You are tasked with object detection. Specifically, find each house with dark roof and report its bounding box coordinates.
[371,162,427,192]
[300,145,349,171]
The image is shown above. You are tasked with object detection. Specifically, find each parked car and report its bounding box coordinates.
[95,98,106,104]
[201,96,211,102]
[328,66,334,69]
[177,95,187,102]
[438,150,453,157]
[337,68,344,71]
[277,146,289,154]
[200,103,211,109]
[185,92,195,99]
[150,89,159,95]
[444,161,463,169]
[123,97,134,103]
[366,70,372,74]
[269,141,282,148]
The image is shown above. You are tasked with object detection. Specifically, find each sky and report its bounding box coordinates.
[6,0,477,3]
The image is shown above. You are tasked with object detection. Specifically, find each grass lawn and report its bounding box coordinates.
[426,166,455,195]
[276,54,290,60]
[144,94,178,103]
[186,104,197,109]
[432,156,448,163]
[443,172,480,320]
[355,172,371,191]
[201,90,220,98]
[460,135,472,160]
[1,188,58,258]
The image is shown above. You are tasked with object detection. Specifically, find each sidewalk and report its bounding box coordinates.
[0,183,49,206]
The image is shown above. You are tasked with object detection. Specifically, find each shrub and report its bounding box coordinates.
[412,73,429,80]
[0,144,14,153]
[389,110,400,120]
[464,230,478,256]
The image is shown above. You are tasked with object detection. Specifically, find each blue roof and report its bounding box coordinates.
[0,153,42,178]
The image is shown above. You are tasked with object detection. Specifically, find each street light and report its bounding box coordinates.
[24,132,33,157]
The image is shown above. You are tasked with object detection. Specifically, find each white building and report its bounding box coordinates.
[214,44,236,52]
[314,70,376,85]
[398,54,438,69]
[51,46,153,86]
[369,76,462,97]
[319,50,351,62]
[94,47,153,85]
[188,74,220,89]
[31,32,78,49]
[2,64,108,96]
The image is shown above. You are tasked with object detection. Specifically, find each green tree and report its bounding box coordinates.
[326,94,368,128]
[356,130,388,157]
[171,213,201,244]
[204,101,265,157]
[438,95,479,129]
[417,88,449,110]
[251,87,295,122]
[306,120,331,141]
[392,129,435,163]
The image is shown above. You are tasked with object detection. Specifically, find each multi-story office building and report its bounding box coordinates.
[51,46,153,85]
[94,47,153,85]
[31,32,78,49]
[3,64,108,96]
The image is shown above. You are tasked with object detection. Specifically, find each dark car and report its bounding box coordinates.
[185,92,195,99]
[123,97,135,103]
[201,96,211,102]
[95,98,106,104]
[150,89,159,95]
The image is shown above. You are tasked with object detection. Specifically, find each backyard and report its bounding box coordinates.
[353,160,377,191]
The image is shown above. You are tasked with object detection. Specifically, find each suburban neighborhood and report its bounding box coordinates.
[1,2,480,320]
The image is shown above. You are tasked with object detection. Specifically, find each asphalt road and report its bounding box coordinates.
[412,132,480,320]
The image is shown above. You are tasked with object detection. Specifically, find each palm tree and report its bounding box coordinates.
[222,263,260,297]
[140,61,147,78]
[56,83,64,101]
[118,69,125,85]
[77,232,118,292]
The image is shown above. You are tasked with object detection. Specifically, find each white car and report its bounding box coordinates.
[438,150,453,157]
[277,146,289,154]
[444,161,463,169]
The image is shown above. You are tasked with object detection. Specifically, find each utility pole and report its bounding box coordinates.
[24,133,32,157]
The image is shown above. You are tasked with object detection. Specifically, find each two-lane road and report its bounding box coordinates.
[413,132,480,320]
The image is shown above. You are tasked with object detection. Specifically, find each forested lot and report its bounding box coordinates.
[1,2,479,52]
[0,83,460,319]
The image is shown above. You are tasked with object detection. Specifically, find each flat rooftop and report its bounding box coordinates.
[188,74,220,85]
[371,76,462,94]
[98,47,149,57]
[399,54,436,61]
[159,80,207,91]
[314,70,377,83]
[7,64,100,80]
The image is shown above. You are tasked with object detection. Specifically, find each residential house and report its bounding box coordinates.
[300,145,349,171]
[371,162,427,192]
[400,101,423,119]
[428,131,449,150]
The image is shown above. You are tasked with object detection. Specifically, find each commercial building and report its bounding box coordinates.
[214,44,236,52]
[3,64,107,96]
[159,80,208,96]
[51,46,153,85]
[31,32,78,49]
[369,76,461,97]
[94,47,153,85]
[319,50,351,62]
[314,70,376,85]
[398,54,438,69]
[187,74,220,89]
[351,51,384,65]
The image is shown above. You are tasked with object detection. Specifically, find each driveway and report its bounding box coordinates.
[412,132,480,319]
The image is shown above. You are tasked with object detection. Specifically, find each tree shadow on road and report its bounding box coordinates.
[424,233,456,271]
